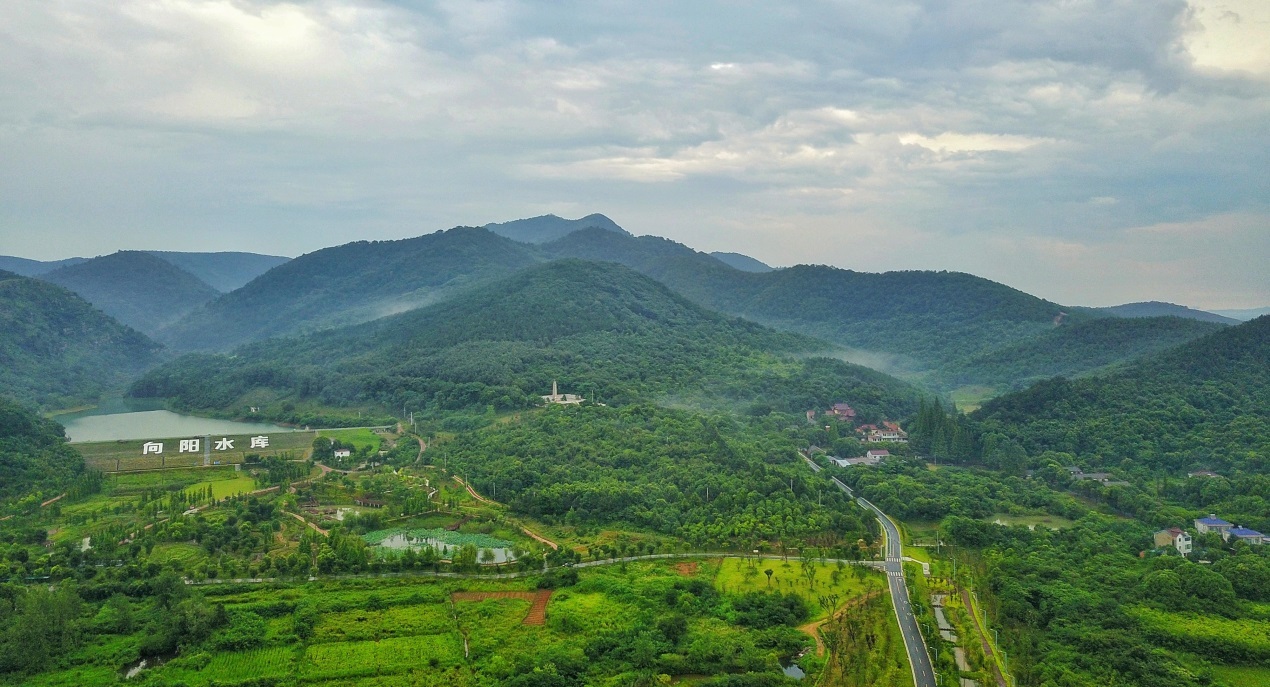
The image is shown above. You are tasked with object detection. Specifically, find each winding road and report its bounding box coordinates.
[830,475,936,687]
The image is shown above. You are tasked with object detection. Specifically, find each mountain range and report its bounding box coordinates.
[1,213,1254,413]
[132,259,921,423]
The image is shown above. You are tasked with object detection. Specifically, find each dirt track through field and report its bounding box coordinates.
[450,590,553,625]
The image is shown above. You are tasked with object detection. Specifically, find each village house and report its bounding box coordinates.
[827,403,857,420]
[1153,527,1192,555]
[856,422,908,443]
[333,448,352,459]
[1227,527,1265,545]
[832,449,890,468]
[1194,514,1234,538]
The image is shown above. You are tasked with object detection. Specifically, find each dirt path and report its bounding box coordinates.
[798,590,883,657]
[449,590,553,625]
[287,511,329,536]
[40,493,67,507]
[961,588,1008,687]
[454,476,496,505]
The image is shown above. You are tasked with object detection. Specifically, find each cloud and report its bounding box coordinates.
[0,0,1266,308]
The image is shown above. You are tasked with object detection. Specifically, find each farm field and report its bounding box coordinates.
[318,427,390,451]
[0,560,819,686]
[185,475,258,500]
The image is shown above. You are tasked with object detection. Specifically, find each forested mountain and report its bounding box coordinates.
[484,213,629,243]
[144,251,290,292]
[0,270,160,408]
[0,256,86,277]
[155,227,542,352]
[0,397,87,504]
[709,251,773,272]
[975,316,1270,474]
[544,228,1077,374]
[41,251,220,335]
[1096,301,1238,325]
[935,316,1226,391]
[132,259,921,423]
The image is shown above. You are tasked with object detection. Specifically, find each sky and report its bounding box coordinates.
[1,1,1267,309]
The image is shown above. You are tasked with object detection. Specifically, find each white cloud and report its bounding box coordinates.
[0,0,1266,308]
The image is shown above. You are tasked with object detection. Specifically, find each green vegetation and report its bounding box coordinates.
[0,397,91,507]
[444,404,871,547]
[0,270,160,409]
[132,259,921,423]
[157,226,542,352]
[934,315,1225,392]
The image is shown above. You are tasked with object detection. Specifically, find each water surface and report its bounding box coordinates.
[58,401,295,443]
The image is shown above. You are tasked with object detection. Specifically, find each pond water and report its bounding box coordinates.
[375,533,517,564]
[781,663,806,680]
[56,399,295,443]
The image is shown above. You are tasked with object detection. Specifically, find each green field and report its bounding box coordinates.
[1211,664,1270,687]
[319,427,389,451]
[185,475,258,500]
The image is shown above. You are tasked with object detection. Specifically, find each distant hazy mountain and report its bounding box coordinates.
[42,251,221,335]
[156,227,542,352]
[1210,306,1270,321]
[0,255,87,276]
[935,316,1226,391]
[146,251,290,292]
[0,269,161,408]
[1096,301,1238,325]
[484,213,630,244]
[133,259,921,420]
[710,251,774,272]
[977,316,1270,474]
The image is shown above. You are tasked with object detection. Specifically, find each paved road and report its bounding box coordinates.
[831,477,936,687]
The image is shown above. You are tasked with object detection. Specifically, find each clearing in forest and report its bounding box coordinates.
[451,590,554,625]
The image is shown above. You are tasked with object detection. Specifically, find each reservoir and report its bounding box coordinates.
[56,399,295,443]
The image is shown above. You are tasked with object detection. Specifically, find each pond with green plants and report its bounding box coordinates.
[363,527,519,563]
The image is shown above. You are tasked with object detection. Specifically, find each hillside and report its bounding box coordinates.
[1097,301,1238,325]
[484,213,630,243]
[936,316,1226,391]
[155,227,542,352]
[0,270,161,408]
[975,316,1270,474]
[710,251,774,272]
[0,255,87,276]
[0,397,86,504]
[145,251,290,292]
[132,259,921,422]
[1211,306,1270,321]
[545,228,1076,374]
[41,251,220,335]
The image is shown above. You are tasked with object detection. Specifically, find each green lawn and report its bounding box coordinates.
[185,475,258,500]
[714,557,881,620]
[1211,664,1270,687]
[319,428,387,451]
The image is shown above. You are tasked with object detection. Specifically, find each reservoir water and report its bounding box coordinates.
[56,399,296,443]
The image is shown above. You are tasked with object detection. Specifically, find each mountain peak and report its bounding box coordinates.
[485,213,630,244]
